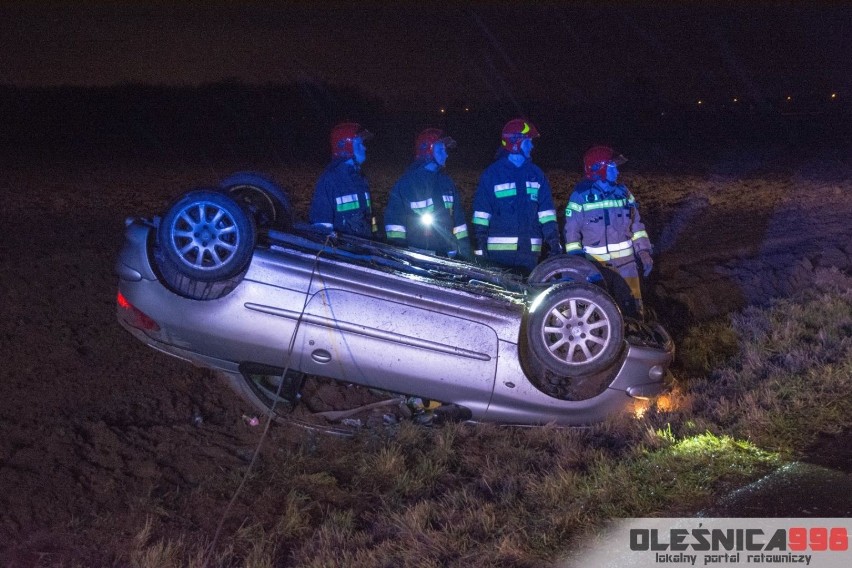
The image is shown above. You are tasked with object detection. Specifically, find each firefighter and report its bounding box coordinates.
[563,145,653,318]
[384,128,471,258]
[309,122,378,239]
[471,118,561,274]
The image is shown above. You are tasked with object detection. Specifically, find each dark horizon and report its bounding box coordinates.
[2,81,848,170]
[2,2,850,110]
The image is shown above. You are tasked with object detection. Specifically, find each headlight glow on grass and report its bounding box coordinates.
[633,393,678,419]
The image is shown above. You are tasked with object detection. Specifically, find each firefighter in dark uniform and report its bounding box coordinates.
[564,145,654,318]
[384,128,471,259]
[309,122,378,239]
[471,118,561,274]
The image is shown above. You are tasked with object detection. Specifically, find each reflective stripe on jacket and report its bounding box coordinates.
[383,161,471,258]
[472,156,560,272]
[309,158,377,238]
[563,179,651,262]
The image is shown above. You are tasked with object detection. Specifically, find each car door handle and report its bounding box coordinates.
[311,349,332,364]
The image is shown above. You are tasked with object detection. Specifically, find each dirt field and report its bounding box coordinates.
[1,150,850,564]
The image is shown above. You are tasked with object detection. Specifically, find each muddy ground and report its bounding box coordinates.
[1,149,851,564]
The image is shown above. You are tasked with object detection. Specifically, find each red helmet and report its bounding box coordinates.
[501,118,540,153]
[583,145,627,180]
[330,122,373,158]
[414,128,457,160]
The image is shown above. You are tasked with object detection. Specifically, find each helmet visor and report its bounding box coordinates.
[595,154,627,170]
[437,136,457,149]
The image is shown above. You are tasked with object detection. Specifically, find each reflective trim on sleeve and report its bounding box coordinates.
[442,195,454,208]
[473,211,491,226]
[494,182,517,198]
[487,236,519,251]
[335,193,360,212]
[530,237,542,252]
[566,202,583,215]
[452,223,468,237]
[565,241,582,252]
[632,230,649,240]
[315,222,334,229]
[371,217,378,233]
[385,225,407,239]
[538,209,556,224]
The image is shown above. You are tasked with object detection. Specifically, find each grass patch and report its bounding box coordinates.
[130,275,852,567]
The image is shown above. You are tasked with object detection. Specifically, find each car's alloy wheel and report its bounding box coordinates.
[526,283,624,377]
[157,189,256,282]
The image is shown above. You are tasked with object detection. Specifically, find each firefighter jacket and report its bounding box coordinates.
[309,158,377,239]
[472,155,560,272]
[384,161,471,258]
[563,179,651,263]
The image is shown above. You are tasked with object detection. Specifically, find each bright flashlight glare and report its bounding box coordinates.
[421,213,434,226]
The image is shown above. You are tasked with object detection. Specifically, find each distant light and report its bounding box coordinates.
[440,107,446,114]
[831,93,837,99]
[697,100,703,105]
[464,107,470,112]
[733,97,738,103]
[786,96,792,101]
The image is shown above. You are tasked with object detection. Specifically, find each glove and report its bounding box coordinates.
[473,250,488,265]
[456,238,473,261]
[637,249,653,277]
[547,239,563,258]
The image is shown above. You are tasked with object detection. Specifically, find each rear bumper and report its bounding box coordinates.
[627,380,670,399]
[117,318,241,375]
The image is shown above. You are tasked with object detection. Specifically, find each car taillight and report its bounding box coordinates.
[116,291,160,331]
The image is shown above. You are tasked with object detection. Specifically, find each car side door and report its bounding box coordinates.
[295,284,499,405]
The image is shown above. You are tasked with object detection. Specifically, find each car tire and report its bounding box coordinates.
[528,254,605,287]
[155,189,256,298]
[153,248,250,300]
[219,171,294,232]
[525,282,624,377]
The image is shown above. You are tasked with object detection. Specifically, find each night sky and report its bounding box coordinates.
[3,1,850,108]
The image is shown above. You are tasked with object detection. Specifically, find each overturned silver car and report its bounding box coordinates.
[115,172,673,427]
